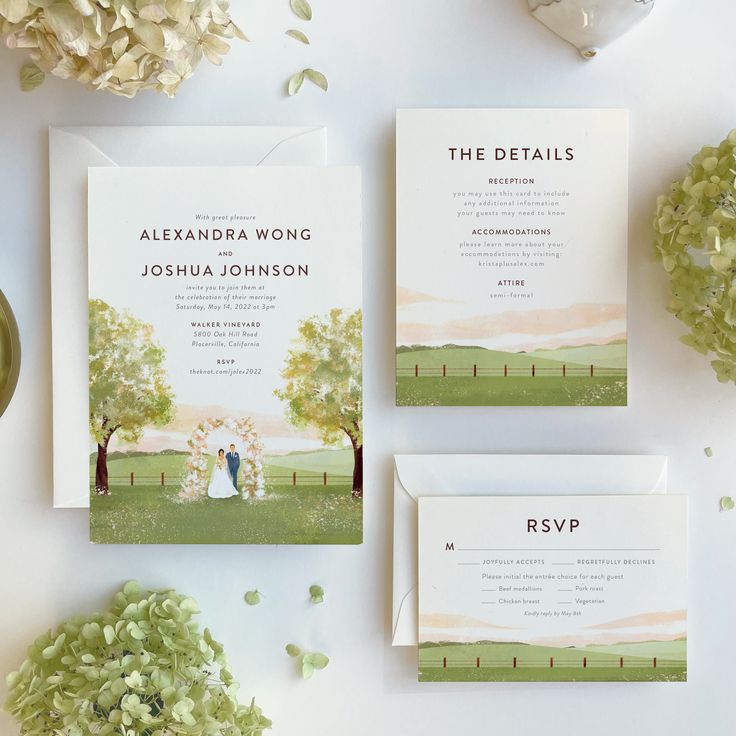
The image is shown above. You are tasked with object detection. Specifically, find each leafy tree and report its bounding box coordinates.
[275,309,363,498]
[89,299,175,495]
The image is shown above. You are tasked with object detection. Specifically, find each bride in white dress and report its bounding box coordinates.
[207,449,238,499]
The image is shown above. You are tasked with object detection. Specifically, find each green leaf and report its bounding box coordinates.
[720,495,734,512]
[309,584,324,604]
[704,446,713,457]
[286,29,310,44]
[304,68,328,92]
[244,590,261,606]
[302,660,314,679]
[287,71,304,96]
[285,643,302,658]
[303,651,329,670]
[19,63,44,92]
[290,0,313,21]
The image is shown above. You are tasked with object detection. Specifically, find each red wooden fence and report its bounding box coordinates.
[110,470,350,488]
[400,363,622,378]
[428,656,665,670]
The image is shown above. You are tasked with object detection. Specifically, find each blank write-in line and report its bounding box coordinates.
[457,548,661,552]
[481,589,497,592]
[551,562,575,566]
[480,602,496,605]
[457,562,481,566]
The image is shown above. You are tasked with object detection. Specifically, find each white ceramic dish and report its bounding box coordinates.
[529,0,655,59]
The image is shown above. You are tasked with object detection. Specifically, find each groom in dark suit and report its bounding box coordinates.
[226,444,240,491]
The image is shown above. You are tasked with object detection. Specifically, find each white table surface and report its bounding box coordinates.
[1,1,735,734]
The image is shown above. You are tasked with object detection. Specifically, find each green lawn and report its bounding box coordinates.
[418,641,686,682]
[396,345,627,406]
[90,483,361,545]
[397,376,627,406]
[89,448,360,544]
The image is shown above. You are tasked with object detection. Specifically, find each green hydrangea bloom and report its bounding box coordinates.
[4,581,271,735]
[654,129,736,384]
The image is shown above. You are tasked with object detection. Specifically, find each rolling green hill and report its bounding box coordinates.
[527,342,627,370]
[397,342,626,371]
[582,639,686,660]
[397,346,588,371]
[265,448,353,475]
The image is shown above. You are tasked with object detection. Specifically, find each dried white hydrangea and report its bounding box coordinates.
[0,0,246,97]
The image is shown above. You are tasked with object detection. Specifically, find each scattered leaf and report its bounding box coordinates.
[304,652,329,670]
[287,70,304,96]
[244,590,262,606]
[309,584,324,604]
[704,446,713,457]
[290,0,313,21]
[286,29,310,44]
[290,647,330,678]
[304,68,328,92]
[285,643,302,658]
[720,496,734,512]
[20,63,44,92]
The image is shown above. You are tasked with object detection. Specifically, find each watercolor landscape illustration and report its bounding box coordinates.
[396,286,627,407]
[89,300,363,545]
[418,610,686,682]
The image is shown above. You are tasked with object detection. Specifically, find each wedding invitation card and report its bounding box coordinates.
[88,166,362,545]
[396,109,628,406]
[418,495,687,682]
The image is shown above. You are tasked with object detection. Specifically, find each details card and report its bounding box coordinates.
[88,166,362,545]
[396,108,628,406]
[418,495,687,682]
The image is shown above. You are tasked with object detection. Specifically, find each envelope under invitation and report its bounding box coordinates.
[392,454,668,646]
[49,126,326,508]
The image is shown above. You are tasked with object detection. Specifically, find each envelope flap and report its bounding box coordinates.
[393,455,421,502]
[394,454,668,500]
[50,128,117,171]
[392,454,668,646]
[50,125,327,509]
[60,126,326,167]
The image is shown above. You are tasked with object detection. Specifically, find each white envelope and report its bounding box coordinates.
[392,454,668,646]
[49,126,326,508]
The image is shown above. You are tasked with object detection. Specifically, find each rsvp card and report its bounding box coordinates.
[396,109,628,406]
[418,495,687,682]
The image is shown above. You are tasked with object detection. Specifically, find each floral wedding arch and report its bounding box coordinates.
[179,417,265,501]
